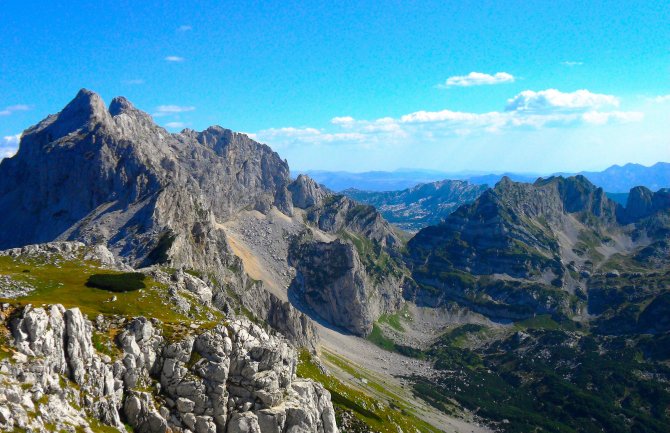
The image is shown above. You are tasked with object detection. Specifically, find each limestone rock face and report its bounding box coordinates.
[7,304,124,431]
[284,175,409,335]
[289,239,404,336]
[623,186,670,223]
[288,174,329,209]
[0,304,338,433]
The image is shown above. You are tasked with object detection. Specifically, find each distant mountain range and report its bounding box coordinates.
[303,162,670,193]
[343,180,488,231]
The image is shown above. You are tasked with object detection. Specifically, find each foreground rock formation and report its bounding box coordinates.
[0,303,337,433]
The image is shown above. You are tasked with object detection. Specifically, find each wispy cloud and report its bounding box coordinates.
[165,56,185,62]
[164,121,187,129]
[505,89,619,112]
[177,25,192,32]
[153,105,195,117]
[561,61,584,67]
[122,79,145,85]
[254,88,643,148]
[440,72,515,88]
[1,134,21,158]
[651,94,670,103]
[254,127,367,148]
[0,104,30,116]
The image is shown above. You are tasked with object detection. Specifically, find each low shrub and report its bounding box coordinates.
[85,273,146,292]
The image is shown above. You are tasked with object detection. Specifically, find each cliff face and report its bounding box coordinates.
[288,239,405,336]
[0,303,337,433]
[285,175,408,336]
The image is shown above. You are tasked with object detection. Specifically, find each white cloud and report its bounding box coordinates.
[651,94,670,103]
[561,61,584,66]
[177,25,192,32]
[165,122,187,129]
[330,116,355,126]
[582,111,644,125]
[156,105,195,113]
[441,72,515,88]
[0,104,30,116]
[1,134,21,159]
[505,89,619,112]
[255,89,643,150]
[165,56,185,62]
[254,127,367,147]
[153,105,195,117]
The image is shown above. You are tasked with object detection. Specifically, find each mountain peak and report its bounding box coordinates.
[62,88,108,120]
[108,96,136,116]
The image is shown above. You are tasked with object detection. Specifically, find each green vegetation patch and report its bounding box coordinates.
[413,327,670,433]
[367,323,425,358]
[85,273,146,292]
[297,350,440,433]
[0,255,217,323]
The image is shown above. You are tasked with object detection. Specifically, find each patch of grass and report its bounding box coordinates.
[367,323,396,351]
[297,350,441,433]
[367,323,425,358]
[378,310,405,332]
[515,314,561,330]
[0,255,215,323]
[85,273,146,293]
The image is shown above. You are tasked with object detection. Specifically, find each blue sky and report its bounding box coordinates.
[1,0,669,172]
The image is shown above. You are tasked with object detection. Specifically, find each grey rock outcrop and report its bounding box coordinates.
[288,175,329,209]
[5,304,124,431]
[289,239,404,336]
[302,194,401,250]
[0,303,338,433]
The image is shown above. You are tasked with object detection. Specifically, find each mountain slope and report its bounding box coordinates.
[404,175,670,320]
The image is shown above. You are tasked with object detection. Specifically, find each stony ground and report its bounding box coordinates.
[316,321,492,433]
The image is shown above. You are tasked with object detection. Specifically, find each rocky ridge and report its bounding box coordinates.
[405,175,670,320]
